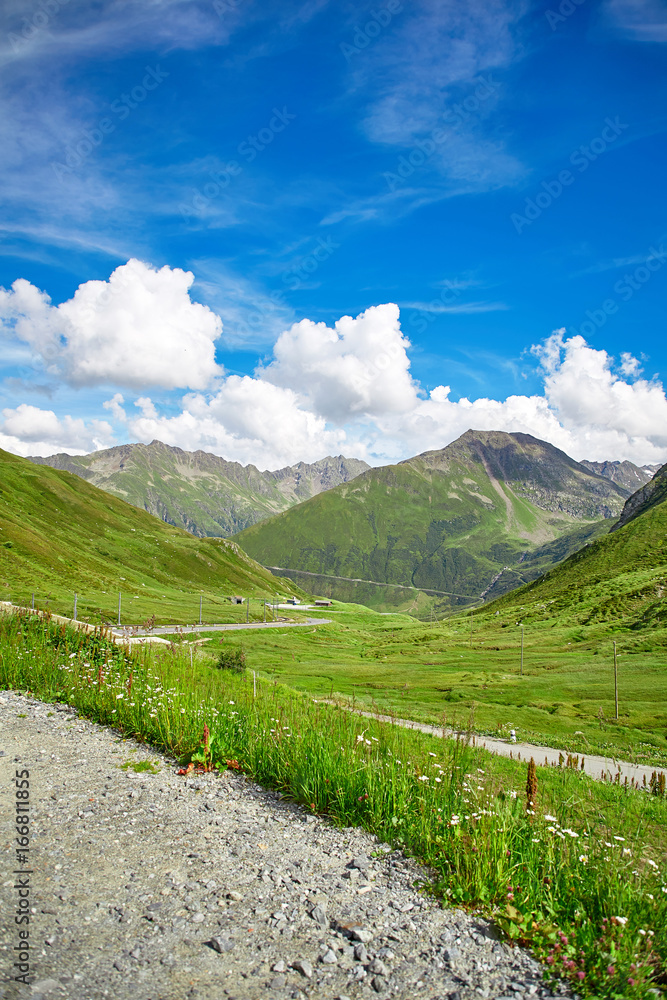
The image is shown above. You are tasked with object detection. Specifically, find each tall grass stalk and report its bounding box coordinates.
[2,609,666,999]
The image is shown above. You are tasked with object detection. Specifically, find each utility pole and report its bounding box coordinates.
[614,641,618,720]
[118,591,122,626]
[246,597,249,623]
[470,608,473,647]
[263,600,266,623]
[73,593,77,621]
[199,594,202,625]
[520,625,524,676]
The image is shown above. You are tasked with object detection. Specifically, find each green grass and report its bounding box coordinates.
[0,447,305,624]
[170,595,667,766]
[188,499,667,765]
[119,759,161,773]
[2,608,666,999]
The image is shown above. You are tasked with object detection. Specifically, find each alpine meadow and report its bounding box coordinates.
[1,3,667,999]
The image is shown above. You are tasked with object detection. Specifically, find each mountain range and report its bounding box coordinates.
[234,430,636,609]
[28,441,369,537]
[24,433,663,614]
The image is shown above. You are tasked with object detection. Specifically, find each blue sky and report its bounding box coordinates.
[1,0,666,468]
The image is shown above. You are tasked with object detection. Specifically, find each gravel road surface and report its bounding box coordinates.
[0,692,573,1000]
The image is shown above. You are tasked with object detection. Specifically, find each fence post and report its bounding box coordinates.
[614,641,618,720]
[73,593,77,621]
[246,598,249,623]
[31,592,35,610]
[520,625,524,676]
[199,594,202,626]
[118,591,121,626]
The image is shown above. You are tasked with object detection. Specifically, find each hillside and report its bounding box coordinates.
[580,459,657,492]
[0,448,302,624]
[610,462,667,533]
[482,473,667,637]
[235,430,630,609]
[28,441,369,537]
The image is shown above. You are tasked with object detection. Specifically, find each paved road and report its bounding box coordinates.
[325,705,666,787]
[112,617,332,639]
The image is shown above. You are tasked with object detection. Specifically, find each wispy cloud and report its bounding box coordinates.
[599,0,667,42]
[189,257,298,350]
[401,300,508,314]
[349,0,528,181]
[0,0,239,66]
[570,240,667,276]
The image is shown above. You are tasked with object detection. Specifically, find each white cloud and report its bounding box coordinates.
[260,303,418,422]
[121,376,349,470]
[0,259,223,390]
[2,297,667,469]
[0,403,114,457]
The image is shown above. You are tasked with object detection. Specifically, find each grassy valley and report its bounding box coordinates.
[193,475,667,764]
[2,441,667,997]
[0,448,304,624]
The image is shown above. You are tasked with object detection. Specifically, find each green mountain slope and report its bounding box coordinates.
[28,441,369,537]
[610,462,667,533]
[482,478,667,637]
[235,430,630,608]
[0,448,301,623]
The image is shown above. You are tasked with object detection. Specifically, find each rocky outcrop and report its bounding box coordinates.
[610,463,667,532]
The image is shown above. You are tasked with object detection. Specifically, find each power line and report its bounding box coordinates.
[263,565,478,602]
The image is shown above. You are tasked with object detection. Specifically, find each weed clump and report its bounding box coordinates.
[215,646,246,674]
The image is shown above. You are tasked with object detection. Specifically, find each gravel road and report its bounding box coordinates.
[0,692,574,1000]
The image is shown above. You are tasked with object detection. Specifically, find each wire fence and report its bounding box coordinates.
[0,589,284,629]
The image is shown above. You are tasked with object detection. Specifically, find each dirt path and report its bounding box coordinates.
[325,705,666,788]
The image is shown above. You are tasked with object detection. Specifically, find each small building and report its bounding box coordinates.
[285,597,300,605]
[231,596,245,605]
[314,600,332,607]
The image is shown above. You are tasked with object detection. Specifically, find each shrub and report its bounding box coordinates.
[215,646,246,673]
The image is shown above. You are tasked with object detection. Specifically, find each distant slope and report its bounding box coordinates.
[580,459,656,492]
[28,441,369,537]
[0,448,301,622]
[610,462,667,533]
[484,475,667,634]
[236,430,629,608]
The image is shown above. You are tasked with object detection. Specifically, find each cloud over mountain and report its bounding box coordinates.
[1,261,666,468]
